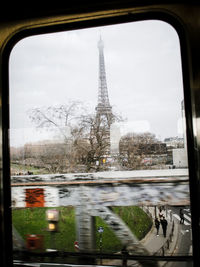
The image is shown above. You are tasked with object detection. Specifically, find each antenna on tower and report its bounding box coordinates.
[98,33,104,49]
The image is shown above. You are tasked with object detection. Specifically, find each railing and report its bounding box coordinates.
[13,250,193,266]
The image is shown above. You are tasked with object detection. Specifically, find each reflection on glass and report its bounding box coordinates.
[10,20,192,266]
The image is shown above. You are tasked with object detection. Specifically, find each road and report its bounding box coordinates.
[166,206,193,267]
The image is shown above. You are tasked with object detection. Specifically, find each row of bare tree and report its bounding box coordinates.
[11,101,173,173]
[12,101,119,172]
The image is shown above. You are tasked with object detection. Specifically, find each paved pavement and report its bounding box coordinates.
[141,206,178,256]
[140,206,179,267]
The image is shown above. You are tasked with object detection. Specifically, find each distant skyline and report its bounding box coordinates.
[9,20,185,147]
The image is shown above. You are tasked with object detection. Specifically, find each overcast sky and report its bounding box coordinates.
[9,20,184,147]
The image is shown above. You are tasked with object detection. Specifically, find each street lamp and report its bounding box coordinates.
[46,209,59,231]
[48,223,56,231]
[98,226,104,264]
[46,209,59,251]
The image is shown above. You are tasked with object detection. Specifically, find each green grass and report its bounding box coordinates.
[11,163,48,175]
[95,216,122,252]
[12,207,76,251]
[12,206,152,252]
[112,206,152,240]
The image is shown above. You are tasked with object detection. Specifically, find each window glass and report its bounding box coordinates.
[9,20,192,266]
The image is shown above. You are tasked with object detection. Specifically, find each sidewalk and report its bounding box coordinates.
[102,207,178,267]
[141,206,178,266]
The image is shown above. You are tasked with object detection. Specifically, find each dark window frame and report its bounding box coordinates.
[1,7,198,266]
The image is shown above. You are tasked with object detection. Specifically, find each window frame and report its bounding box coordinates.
[1,6,198,266]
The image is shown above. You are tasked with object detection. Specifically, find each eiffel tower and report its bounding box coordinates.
[95,36,113,156]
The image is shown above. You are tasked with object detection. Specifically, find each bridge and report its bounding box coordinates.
[11,168,190,266]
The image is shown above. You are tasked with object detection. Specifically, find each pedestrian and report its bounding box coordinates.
[159,207,164,220]
[180,208,184,224]
[160,216,168,237]
[155,217,160,236]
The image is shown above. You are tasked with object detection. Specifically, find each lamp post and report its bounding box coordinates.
[46,209,59,251]
[98,226,104,264]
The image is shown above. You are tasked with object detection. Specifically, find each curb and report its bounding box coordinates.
[140,223,155,244]
[140,206,154,245]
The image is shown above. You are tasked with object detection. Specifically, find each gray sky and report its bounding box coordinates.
[9,20,184,147]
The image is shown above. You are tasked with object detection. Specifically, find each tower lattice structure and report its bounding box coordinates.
[95,36,113,156]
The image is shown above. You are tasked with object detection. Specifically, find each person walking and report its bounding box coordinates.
[160,216,168,237]
[155,217,160,236]
[159,207,164,220]
[180,208,184,224]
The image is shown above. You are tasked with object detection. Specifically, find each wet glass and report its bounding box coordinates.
[9,20,192,266]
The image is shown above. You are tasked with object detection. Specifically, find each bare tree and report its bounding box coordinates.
[26,101,86,172]
[119,132,163,169]
[79,110,124,171]
[28,100,84,141]
[28,101,124,172]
